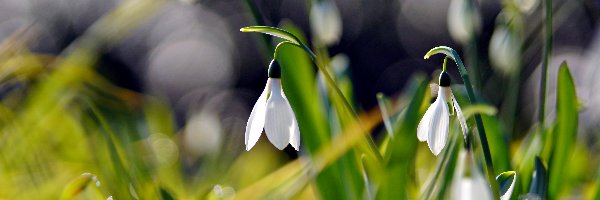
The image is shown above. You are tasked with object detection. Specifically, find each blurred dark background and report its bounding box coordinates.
[2,0,600,137]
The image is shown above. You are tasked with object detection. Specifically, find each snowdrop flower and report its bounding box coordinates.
[310,0,342,45]
[452,150,492,200]
[417,71,468,156]
[448,0,482,44]
[245,59,300,151]
[452,150,517,200]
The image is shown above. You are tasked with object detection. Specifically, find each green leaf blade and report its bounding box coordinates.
[548,61,578,198]
[240,26,301,46]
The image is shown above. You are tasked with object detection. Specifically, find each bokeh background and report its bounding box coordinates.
[2,0,598,135]
[0,0,599,198]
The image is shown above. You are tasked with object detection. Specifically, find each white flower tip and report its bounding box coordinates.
[290,129,300,151]
[429,141,444,156]
[245,144,253,151]
[273,143,288,150]
[244,79,269,152]
[417,126,428,142]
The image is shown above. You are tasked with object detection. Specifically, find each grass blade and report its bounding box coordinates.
[548,62,578,198]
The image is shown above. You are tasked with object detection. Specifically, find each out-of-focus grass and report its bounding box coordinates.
[0,0,598,199]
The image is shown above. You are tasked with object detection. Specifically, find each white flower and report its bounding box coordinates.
[309,0,342,45]
[448,0,482,44]
[452,150,517,200]
[417,71,468,156]
[452,150,493,200]
[245,60,300,151]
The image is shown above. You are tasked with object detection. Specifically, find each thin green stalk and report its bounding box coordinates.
[538,0,553,128]
[425,46,500,200]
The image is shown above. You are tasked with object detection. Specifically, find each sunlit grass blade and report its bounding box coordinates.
[376,93,394,137]
[378,76,427,200]
[359,155,374,200]
[240,26,316,58]
[548,61,578,198]
[60,173,103,200]
[240,26,302,46]
[276,27,364,198]
[461,104,497,119]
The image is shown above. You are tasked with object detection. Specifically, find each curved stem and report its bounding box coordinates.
[425,46,500,200]
[443,56,448,72]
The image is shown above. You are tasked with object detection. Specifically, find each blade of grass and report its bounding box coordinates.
[548,62,577,198]
[378,76,427,200]
[277,35,362,198]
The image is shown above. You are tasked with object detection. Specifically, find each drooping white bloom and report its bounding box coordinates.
[245,60,300,151]
[309,0,342,45]
[489,24,522,76]
[448,0,482,44]
[452,150,517,200]
[452,150,493,200]
[417,72,468,156]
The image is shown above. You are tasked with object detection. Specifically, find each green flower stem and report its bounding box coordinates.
[538,0,553,128]
[425,46,500,200]
[443,56,448,72]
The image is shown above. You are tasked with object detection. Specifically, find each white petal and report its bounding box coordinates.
[452,151,467,200]
[289,115,301,151]
[264,79,293,150]
[452,151,493,200]
[453,177,493,200]
[417,100,437,141]
[471,168,493,200]
[244,79,270,151]
[427,89,450,156]
[452,94,469,140]
[283,91,301,151]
